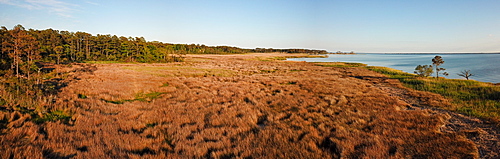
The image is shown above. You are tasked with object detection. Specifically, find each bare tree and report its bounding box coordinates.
[457,70,474,80]
[3,25,29,77]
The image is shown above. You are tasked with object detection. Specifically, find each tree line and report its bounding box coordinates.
[253,48,327,54]
[0,24,329,125]
[1,24,328,75]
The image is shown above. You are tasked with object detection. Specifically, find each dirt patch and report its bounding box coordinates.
[1,53,496,158]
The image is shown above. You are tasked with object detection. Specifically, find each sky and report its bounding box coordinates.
[1,0,499,53]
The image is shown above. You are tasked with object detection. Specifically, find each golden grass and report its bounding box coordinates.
[366,66,500,123]
[123,65,236,77]
[0,54,487,158]
[252,54,327,61]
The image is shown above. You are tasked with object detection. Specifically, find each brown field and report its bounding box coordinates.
[1,53,499,158]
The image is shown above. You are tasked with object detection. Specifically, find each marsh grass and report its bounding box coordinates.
[134,92,165,102]
[103,99,125,104]
[123,66,235,77]
[84,61,133,64]
[255,57,288,61]
[1,56,486,158]
[32,110,72,124]
[0,64,87,128]
[160,82,169,87]
[252,55,327,61]
[315,62,367,68]
[103,91,166,104]
[77,94,87,99]
[316,62,499,122]
[290,69,306,72]
[366,66,500,122]
[259,69,277,73]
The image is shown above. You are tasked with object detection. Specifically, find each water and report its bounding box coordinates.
[288,53,500,83]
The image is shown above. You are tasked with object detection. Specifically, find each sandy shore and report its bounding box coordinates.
[1,53,498,158]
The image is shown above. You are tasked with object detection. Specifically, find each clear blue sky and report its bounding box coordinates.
[1,0,499,53]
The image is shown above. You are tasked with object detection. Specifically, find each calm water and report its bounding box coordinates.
[288,53,500,83]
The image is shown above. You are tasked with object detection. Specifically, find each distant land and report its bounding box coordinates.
[357,52,500,54]
[0,24,328,65]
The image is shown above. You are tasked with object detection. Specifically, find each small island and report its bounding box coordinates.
[330,51,356,54]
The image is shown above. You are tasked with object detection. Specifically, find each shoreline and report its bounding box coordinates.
[353,52,500,54]
[287,53,500,84]
[1,53,498,158]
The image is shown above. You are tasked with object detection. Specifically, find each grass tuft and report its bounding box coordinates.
[260,70,277,73]
[103,99,125,104]
[160,83,169,87]
[84,61,132,64]
[123,66,235,77]
[77,94,87,99]
[103,92,166,104]
[134,92,165,102]
[146,122,158,128]
[0,98,6,106]
[32,110,72,124]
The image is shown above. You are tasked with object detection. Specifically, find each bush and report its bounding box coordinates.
[414,65,433,77]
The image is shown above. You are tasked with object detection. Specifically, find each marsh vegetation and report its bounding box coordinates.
[369,66,500,122]
[2,53,497,158]
[0,25,497,157]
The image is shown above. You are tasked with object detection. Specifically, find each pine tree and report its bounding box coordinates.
[432,56,448,78]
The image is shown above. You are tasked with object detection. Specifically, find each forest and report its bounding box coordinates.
[1,24,327,71]
[0,24,327,125]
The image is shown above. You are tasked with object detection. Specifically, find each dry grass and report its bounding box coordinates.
[0,53,489,158]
